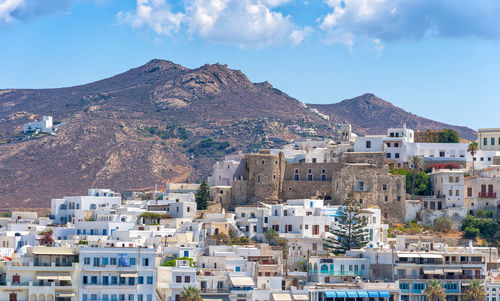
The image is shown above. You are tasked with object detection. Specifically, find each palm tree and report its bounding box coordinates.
[464,280,485,301]
[180,286,202,301]
[467,141,478,175]
[409,155,424,198]
[424,280,446,301]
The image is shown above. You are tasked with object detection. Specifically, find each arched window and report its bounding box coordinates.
[320,264,328,273]
[313,263,318,273]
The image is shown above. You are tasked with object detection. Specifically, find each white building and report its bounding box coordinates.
[79,247,157,301]
[51,189,122,224]
[24,116,54,133]
[478,128,500,151]
[208,153,244,187]
[354,126,470,168]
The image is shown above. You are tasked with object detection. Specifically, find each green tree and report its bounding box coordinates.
[464,280,485,301]
[467,141,478,174]
[195,180,209,210]
[464,226,479,239]
[438,129,460,143]
[433,217,453,233]
[390,168,431,196]
[409,155,424,198]
[324,193,369,254]
[180,286,202,301]
[424,280,446,301]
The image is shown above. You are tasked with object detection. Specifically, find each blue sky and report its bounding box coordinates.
[1,0,500,130]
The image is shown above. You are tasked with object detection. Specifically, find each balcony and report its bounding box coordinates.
[201,288,230,294]
[479,192,496,198]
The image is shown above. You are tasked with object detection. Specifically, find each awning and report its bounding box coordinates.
[230,276,254,287]
[423,268,444,275]
[356,292,368,298]
[334,292,347,298]
[272,293,292,301]
[292,295,309,301]
[120,273,138,278]
[346,292,358,298]
[58,275,72,281]
[444,268,462,273]
[379,292,391,298]
[419,254,443,259]
[323,292,336,298]
[397,253,420,258]
[367,292,380,297]
[32,247,76,256]
[37,275,58,280]
[57,293,75,297]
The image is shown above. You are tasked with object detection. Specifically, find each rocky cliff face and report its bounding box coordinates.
[308,93,476,140]
[0,60,475,209]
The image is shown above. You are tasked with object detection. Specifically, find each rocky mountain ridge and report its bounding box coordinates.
[0,59,475,209]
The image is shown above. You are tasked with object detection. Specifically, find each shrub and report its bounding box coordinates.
[433,217,453,233]
[464,226,479,239]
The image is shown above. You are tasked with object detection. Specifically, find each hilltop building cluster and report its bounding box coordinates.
[2,125,500,301]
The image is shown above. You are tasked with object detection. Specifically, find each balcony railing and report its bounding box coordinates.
[200,288,230,294]
[479,192,496,198]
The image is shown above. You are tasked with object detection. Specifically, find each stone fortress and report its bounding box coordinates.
[210,125,407,224]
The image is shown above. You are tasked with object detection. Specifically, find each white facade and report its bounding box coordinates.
[79,247,157,301]
[23,116,53,133]
[208,153,244,187]
[51,189,122,224]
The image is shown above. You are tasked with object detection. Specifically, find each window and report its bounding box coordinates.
[176,276,182,283]
[294,174,299,181]
[241,212,245,218]
[307,174,313,181]
[456,190,459,196]
[484,138,488,146]
[395,153,400,158]
[397,196,401,201]
[386,142,391,147]
[382,184,387,191]
[102,257,108,266]
[110,257,117,265]
[257,175,261,182]
[138,296,143,301]
[128,295,134,301]
[129,258,136,265]
[91,276,98,284]
[386,153,391,159]
[111,276,118,284]
[84,257,90,265]
[321,174,327,181]
[128,277,135,285]
[103,276,109,285]
[384,196,388,202]
[138,276,144,284]
[366,141,371,148]
[103,295,109,301]
[83,295,88,301]
[120,277,126,285]
[147,276,153,284]
[394,143,399,147]
[83,276,88,284]
[143,258,149,266]
[93,257,100,266]
[492,137,495,146]
[468,187,472,197]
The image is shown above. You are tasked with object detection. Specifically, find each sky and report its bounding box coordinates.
[1,0,500,130]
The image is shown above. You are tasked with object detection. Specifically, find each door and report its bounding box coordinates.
[9,293,17,301]
[12,275,20,284]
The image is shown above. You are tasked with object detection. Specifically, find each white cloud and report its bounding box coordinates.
[0,0,74,26]
[117,0,184,36]
[119,0,310,48]
[0,0,24,25]
[319,0,500,51]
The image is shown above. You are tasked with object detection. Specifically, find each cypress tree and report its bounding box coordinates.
[195,180,209,210]
[324,193,369,254]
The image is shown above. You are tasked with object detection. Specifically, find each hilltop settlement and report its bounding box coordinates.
[2,124,500,301]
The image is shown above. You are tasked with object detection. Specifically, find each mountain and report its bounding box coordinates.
[308,93,476,140]
[0,60,475,209]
